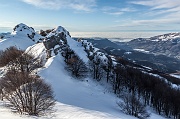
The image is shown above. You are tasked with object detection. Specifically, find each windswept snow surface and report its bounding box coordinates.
[66,35,89,63]
[0,34,35,50]
[25,43,47,62]
[0,101,121,119]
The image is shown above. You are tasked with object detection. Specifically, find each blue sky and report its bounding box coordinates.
[0,0,180,32]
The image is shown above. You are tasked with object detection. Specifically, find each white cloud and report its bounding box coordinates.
[130,0,180,15]
[0,21,15,28]
[106,11,123,16]
[31,24,54,30]
[130,0,180,17]
[126,0,180,29]
[114,18,180,29]
[133,19,180,25]
[130,0,180,9]
[102,6,136,16]
[21,0,96,12]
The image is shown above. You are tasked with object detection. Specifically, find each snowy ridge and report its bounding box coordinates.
[151,32,180,42]
[130,33,180,43]
[81,39,111,65]
[42,25,111,65]
[66,36,89,63]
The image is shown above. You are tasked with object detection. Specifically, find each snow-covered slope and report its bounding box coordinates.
[0,23,43,51]
[39,54,125,119]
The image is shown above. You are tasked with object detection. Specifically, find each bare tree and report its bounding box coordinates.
[67,56,87,78]
[102,56,113,83]
[0,80,4,100]
[0,47,23,67]
[117,94,150,119]
[7,52,43,73]
[90,58,104,81]
[113,65,124,94]
[0,71,55,116]
[61,46,74,63]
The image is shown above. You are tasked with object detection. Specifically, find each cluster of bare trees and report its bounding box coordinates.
[67,56,87,77]
[117,94,150,119]
[112,58,180,119]
[0,71,55,115]
[61,46,87,78]
[0,47,55,116]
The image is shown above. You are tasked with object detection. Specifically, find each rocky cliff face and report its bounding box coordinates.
[128,33,180,59]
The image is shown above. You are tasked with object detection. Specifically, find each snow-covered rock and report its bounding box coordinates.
[46,26,70,38]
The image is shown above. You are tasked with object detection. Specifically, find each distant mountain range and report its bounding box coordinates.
[128,32,180,59]
[76,35,180,73]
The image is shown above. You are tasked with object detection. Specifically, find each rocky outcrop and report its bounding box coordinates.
[43,32,66,50]
[42,26,69,58]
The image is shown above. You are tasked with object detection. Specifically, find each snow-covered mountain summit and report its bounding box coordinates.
[46,26,70,38]
[0,23,43,50]
[13,23,34,33]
